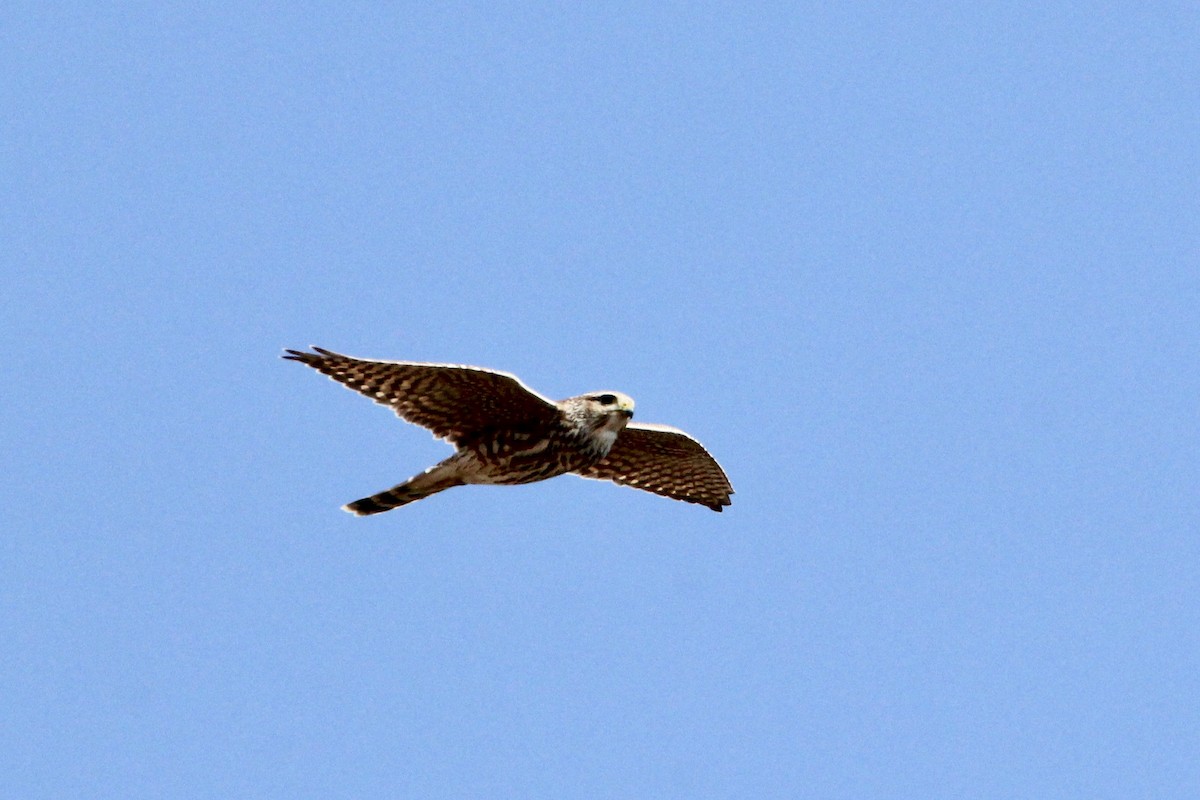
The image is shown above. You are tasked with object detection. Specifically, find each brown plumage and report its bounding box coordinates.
[284,347,733,514]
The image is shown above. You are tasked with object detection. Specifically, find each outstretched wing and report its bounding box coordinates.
[576,422,734,511]
[284,347,560,443]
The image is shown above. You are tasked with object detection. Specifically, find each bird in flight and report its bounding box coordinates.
[284,347,733,515]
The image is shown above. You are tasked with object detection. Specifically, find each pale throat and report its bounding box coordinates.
[590,413,630,455]
[592,427,620,454]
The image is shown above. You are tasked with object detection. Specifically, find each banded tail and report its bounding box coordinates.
[342,467,464,516]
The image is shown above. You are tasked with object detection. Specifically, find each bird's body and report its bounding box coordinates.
[284,347,733,514]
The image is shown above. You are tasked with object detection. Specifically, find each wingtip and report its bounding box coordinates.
[282,345,340,362]
[707,496,733,512]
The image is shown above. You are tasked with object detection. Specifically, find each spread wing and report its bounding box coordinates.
[283,346,560,443]
[576,422,734,511]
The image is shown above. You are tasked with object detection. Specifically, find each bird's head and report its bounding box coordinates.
[585,391,635,430]
[561,391,636,438]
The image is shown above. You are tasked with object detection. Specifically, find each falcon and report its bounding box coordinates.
[284,347,734,514]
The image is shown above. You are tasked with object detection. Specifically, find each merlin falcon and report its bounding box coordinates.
[284,347,734,514]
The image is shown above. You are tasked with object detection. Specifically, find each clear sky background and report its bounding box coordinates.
[4,4,1197,798]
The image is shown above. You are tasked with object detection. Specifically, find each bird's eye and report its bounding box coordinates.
[596,394,618,405]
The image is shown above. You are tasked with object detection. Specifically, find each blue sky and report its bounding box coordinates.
[4,3,1197,797]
